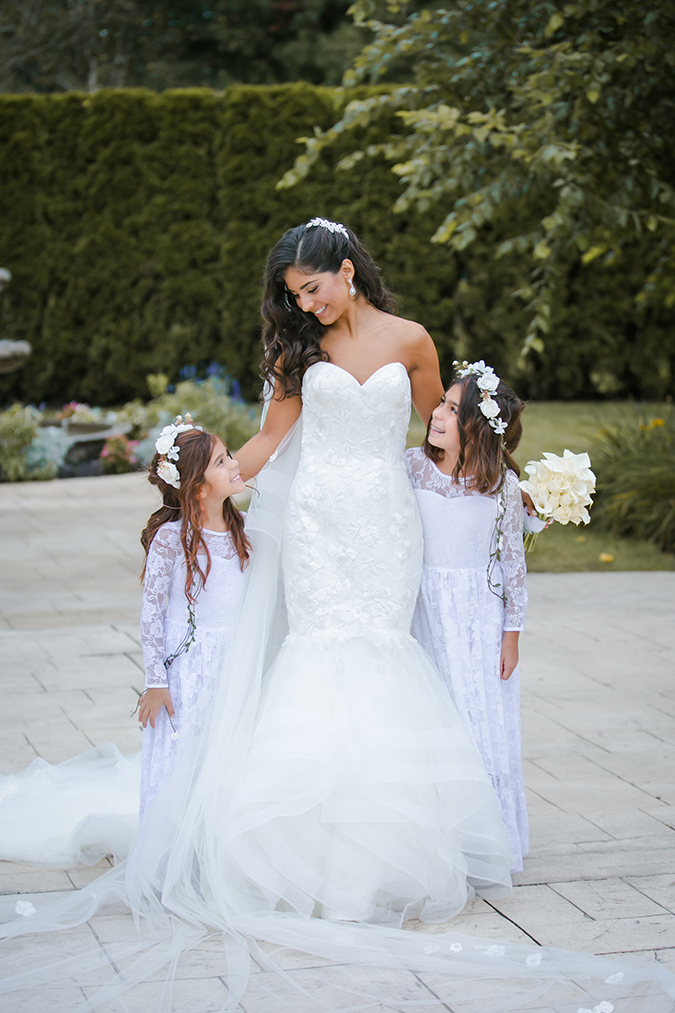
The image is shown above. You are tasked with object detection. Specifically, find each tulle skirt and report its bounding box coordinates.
[0,744,139,867]
[225,630,513,925]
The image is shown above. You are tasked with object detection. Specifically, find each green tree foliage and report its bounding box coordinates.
[0,0,368,91]
[0,86,673,406]
[281,0,675,361]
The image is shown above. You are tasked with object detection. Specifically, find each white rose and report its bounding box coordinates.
[552,504,574,524]
[157,460,181,489]
[548,473,569,493]
[155,426,177,455]
[479,397,500,419]
[477,369,499,393]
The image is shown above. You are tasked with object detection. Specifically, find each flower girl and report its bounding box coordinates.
[138,416,249,816]
[406,362,529,870]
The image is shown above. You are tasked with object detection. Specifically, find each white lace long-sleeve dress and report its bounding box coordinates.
[140,521,246,817]
[406,447,529,871]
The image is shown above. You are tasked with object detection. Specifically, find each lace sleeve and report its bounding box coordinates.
[140,524,181,689]
[404,447,417,485]
[501,470,528,631]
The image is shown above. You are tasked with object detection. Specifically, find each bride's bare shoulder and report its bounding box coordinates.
[385,315,434,353]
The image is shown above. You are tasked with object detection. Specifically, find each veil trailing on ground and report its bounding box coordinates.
[0,416,674,1013]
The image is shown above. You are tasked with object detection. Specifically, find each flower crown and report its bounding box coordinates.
[453,360,507,436]
[154,413,202,489]
[305,217,349,239]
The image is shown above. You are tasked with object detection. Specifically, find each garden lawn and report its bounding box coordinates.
[407,401,675,573]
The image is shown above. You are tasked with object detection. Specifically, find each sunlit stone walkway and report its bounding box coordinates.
[0,473,674,1010]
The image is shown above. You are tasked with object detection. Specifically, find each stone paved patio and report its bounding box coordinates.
[1,472,674,1010]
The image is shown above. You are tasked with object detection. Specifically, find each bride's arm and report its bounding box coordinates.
[407,326,445,425]
[235,385,302,481]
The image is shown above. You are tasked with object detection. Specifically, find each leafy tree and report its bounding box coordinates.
[0,0,368,91]
[280,0,675,357]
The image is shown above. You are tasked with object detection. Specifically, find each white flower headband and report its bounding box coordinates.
[305,217,349,239]
[454,360,507,436]
[154,413,202,489]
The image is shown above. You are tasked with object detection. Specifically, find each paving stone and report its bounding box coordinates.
[512,844,675,886]
[656,948,675,972]
[234,964,439,1013]
[624,875,675,915]
[550,878,669,919]
[81,974,235,1013]
[577,808,675,842]
[489,884,589,924]
[4,985,89,1011]
[67,859,114,890]
[518,913,675,954]
[0,868,75,895]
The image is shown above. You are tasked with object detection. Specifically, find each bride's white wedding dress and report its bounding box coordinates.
[1,359,674,1013]
[226,360,512,923]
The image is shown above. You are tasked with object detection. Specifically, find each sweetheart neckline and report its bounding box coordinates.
[307,360,408,389]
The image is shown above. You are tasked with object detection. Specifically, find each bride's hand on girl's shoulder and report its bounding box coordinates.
[138,688,175,729]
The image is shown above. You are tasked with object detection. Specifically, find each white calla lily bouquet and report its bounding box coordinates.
[519,449,596,552]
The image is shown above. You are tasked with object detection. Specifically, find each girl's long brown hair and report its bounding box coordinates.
[424,374,524,494]
[140,428,250,603]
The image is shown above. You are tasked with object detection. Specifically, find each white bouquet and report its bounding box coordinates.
[519,449,596,551]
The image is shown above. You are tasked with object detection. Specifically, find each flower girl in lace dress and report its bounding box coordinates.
[406,362,529,870]
[138,419,249,817]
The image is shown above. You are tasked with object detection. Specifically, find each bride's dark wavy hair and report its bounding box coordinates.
[261,221,397,399]
[424,374,525,495]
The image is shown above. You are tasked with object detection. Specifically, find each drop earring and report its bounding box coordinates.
[348,278,356,298]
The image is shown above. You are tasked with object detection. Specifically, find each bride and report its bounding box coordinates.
[221,216,514,924]
[1,218,673,1013]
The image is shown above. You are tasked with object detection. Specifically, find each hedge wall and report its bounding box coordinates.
[0,85,673,405]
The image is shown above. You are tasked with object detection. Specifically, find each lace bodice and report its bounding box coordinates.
[282,361,422,641]
[140,521,245,687]
[406,448,527,630]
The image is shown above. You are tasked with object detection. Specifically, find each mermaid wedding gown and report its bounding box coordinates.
[1,360,674,1013]
[226,359,513,922]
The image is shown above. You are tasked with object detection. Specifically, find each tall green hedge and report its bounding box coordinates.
[0,85,672,405]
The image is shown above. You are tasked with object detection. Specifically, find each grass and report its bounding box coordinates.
[407,401,675,573]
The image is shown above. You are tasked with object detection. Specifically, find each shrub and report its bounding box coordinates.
[0,87,673,405]
[25,425,73,475]
[137,376,259,458]
[101,434,139,474]
[0,403,42,481]
[591,411,675,553]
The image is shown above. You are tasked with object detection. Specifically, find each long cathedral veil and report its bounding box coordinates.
[0,414,674,1013]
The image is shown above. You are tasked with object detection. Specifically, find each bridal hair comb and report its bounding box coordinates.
[154,413,203,489]
[305,217,349,240]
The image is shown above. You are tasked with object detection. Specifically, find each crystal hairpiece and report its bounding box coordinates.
[154,413,203,489]
[454,360,507,436]
[305,217,349,239]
